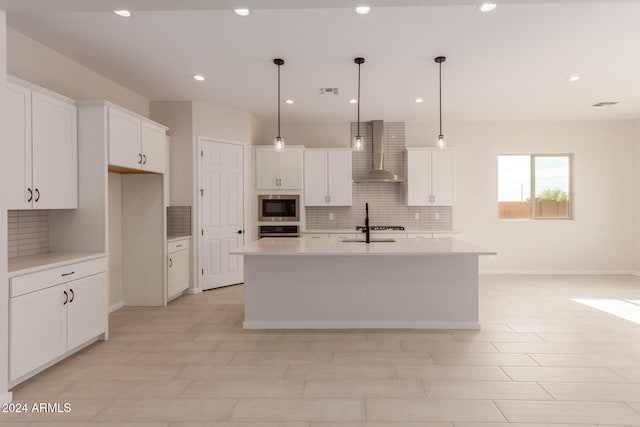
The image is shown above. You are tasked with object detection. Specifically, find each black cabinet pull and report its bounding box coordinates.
[176,244,182,248]
[237,230,243,234]
[169,258,173,267]
[69,288,75,303]
[34,188,40,202]
[142,154,147,164]
[138,153,143,164]
[61,271,75,277]
[27,188,33,202]
[63,290,68,305]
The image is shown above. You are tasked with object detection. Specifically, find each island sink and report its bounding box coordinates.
[341,238,396,243]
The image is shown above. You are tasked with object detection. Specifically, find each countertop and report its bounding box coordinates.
[231,237,495,256]
[8,252,107,277]
[301,229,459,234]
[168,235,192,243]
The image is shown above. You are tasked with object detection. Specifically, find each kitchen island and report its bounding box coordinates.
[231,237,496,330]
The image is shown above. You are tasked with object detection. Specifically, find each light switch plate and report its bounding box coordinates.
[414,213,420,220]
[329,213,335,220]
[435,212,440,220]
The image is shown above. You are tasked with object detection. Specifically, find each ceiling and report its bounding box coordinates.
[4,0,640,124]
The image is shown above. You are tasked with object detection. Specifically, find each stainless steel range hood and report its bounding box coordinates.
[354,120,403,183]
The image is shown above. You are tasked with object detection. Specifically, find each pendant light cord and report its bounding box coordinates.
[277,62,281,138]
[439,60,442,136]
[357,61,361,137]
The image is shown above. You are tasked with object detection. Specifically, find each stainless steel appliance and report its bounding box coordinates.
[355,225,405,231]
[259,225,300,238]
[258,194,299,222]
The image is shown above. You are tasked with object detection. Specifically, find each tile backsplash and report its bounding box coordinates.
[167,206,192,237]
[306,121,453,231]
[8,210,50,259]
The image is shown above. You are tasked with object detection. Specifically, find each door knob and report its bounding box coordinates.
[237,230,244,234]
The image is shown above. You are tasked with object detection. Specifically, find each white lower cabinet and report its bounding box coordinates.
[9,258,107,384]
[168,238,190,300]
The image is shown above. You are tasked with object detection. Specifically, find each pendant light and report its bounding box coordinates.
[435,56,447,150]
[273,58,285,152]
[352,57,365,152]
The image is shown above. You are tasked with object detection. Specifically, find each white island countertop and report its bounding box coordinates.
[231,237,495,256]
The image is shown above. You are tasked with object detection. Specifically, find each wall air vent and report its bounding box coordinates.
[319,88,339,95]
[592,101,619,107]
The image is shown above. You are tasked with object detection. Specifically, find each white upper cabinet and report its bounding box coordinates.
[5,83,32,210]
[255,146,303,190]
[5,80,77,210]
[32,92,78,209]
[304,149,352,206]
[108,107,140,170]
[406,148,454,206]
[108,106,167,173]
[141,121,167,174]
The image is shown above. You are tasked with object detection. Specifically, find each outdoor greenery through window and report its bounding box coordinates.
[498,154,572,219]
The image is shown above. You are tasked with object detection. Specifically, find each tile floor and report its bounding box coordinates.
[2,274,640,426]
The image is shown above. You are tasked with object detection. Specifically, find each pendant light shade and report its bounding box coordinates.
[352,57,365,152]
[273,58,285,152]
[435,56,447,150]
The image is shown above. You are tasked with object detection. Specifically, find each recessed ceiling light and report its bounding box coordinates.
[568,75,582,82]
[349,99,358,104]
[113,10,132,17]
[479,3,497,12]
[192,74,205,82]
[285,99,294,104]
[234,8,250,16]
[355,6,371,14]
[415,98,424,103]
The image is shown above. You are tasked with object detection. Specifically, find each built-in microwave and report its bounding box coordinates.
[258,194,299,222]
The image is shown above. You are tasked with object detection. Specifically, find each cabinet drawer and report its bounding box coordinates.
[10,257,107,298]
[168,238,190,253]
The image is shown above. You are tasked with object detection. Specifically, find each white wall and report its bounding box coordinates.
[633,119,640,273]
[150,102,194,206]
[193,101,255,144]
[258,122,350,148]
[434,121,635,274]
[261,119,636,274]
[0,8,12,403]
[108,173,123,310]
[6,27,148,116]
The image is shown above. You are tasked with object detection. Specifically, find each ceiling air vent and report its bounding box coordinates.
[592,101,619,107]
[319,88,339,95]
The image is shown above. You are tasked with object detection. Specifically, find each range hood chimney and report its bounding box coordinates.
[355,120,403,183]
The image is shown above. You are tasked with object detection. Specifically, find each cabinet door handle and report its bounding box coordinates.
[138,153,143,164]
[143,154,147,164]
[63,290,68,305]
[61,271,75,277]
[27,188,33,202]
[169,258,173,267]
[34,188,40,202]
[69,288,75,303]
[176,244,183,248]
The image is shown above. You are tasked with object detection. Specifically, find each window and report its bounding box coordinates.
[498,154,572,219]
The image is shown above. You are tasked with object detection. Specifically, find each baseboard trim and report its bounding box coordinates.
[185,287,202,295]
[243,321,480,330]
[480,270,638,276]
[0,392,12,403]
[109,301,124,313]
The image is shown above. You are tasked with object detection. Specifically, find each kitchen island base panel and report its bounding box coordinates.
[243,254,480,330]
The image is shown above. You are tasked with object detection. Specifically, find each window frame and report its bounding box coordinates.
[498,153,574,221]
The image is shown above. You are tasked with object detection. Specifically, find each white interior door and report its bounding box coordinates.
[200,140,244,290]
